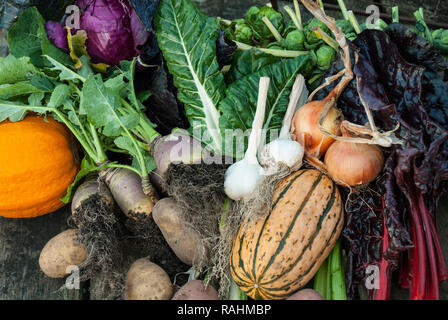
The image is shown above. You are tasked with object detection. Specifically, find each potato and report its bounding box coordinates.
[152,198,204,265]
[286,288,324,300]
[125,258,173,300]
[172,280,219,300]
[39,229,86,278]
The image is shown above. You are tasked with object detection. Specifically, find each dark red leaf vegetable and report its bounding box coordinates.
[316,24,448,300]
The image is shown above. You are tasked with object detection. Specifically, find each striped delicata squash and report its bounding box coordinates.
[230,169,344,300]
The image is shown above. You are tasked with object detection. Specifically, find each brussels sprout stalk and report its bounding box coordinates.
[293,0,304,30]
[218,17,232,26]
[284,6,303,31]
[313,26,340,52]
[392,6,399,23]
[262,16,284,43]
[318,0,325,14]
[234,40,309,58]
[414,8,434,45]
[337,0,350,21]
[347,10,362,34]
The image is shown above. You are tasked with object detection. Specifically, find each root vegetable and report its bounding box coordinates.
[100,167,158,220]
[152,198,204,266]
[286,289,324,300]
[71,175,115,227]
[125,258,174,300]
[150,131,207,191]
[172,280,219,300]
[324,126,385,186]
[39,229,86,278]
[70,176,123,298]
[293,99,343,158]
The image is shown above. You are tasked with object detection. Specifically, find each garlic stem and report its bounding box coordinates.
[347,10,362,34]
[246,77,270,164]
[280,75,305,139]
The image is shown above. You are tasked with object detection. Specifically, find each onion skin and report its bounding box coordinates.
[293,100,342,158]
[324,140,384,187]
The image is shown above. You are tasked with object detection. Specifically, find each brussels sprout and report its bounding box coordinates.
[316,45,335,71]
[433,29,448,55]
[336,20,357,41]
[376,19,388,30]
[245,5,284,41]
[305,18,330,45]
[284,30,305,51]
[336,20,354,35]
[234,21,254,44]
[245,6,261,26]
[282,20,297,38]
[266,42,283,50]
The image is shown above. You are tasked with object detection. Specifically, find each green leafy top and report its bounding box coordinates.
[1,7,161,200]
[8,7,70,67]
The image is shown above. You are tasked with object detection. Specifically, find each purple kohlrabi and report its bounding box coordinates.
[45,0,149,66]
[45,21,69,52]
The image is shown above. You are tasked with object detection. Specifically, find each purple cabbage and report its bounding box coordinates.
[45,0,149,66]
[45,20,69,52]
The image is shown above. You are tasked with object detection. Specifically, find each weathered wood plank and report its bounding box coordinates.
[0,206,87,300]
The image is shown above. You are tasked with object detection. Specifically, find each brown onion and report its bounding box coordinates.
[293,99,343,158]
[324,137,384,187]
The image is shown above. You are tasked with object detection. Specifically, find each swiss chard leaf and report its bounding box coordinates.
[141,54,190,136]
[154,0,226,154]
[219,54,312,159]
[224,49,280,84]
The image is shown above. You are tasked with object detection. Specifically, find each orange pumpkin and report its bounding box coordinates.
[0,115,80,218]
